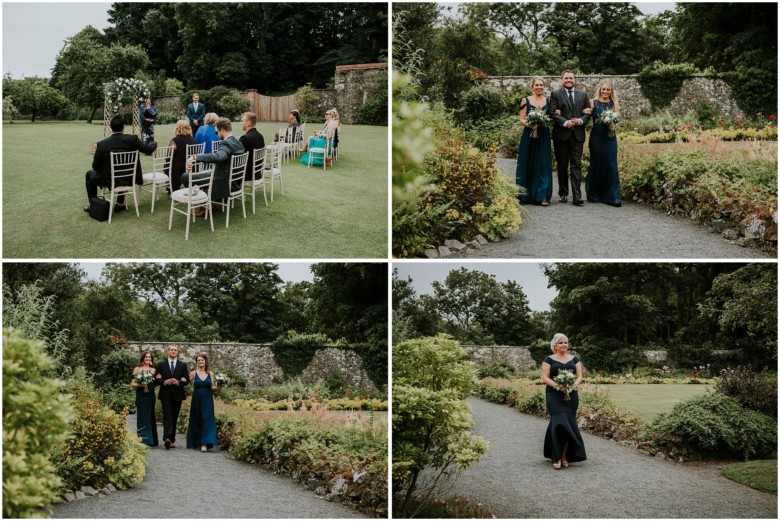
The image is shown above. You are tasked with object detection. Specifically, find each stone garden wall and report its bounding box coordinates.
[462,345,537,372]
[125,341,374,388]
[486,75,742,120]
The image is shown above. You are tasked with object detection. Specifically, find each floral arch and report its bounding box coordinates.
[103,78,150,138]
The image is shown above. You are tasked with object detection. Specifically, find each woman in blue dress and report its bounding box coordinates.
[299,108,339,166]
[541,333,586,469]
[187,354,218,452]
[195,112,220,154]
[515,77,553,206]
[139,98,157,145]
[131,351,159,447]
[586,80,622,207]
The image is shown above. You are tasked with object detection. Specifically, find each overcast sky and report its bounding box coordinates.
[4,2,677,79]
[395,262,557,312]
[79,262,317,284]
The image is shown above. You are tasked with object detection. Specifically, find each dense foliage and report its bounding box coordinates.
[715,367,778,418]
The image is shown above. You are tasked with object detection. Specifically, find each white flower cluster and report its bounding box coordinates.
[105,77,151,117]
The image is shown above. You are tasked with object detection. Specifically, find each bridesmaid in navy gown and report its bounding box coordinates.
[515,76,553,206]
[586,80,622,207]
[187,354,218,452]
[541,334,586,469]
[131,351,159,447]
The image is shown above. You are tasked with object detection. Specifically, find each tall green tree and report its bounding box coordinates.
[50,25,150,123]
[3,77,69,122]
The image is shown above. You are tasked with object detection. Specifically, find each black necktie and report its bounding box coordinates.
[567,90,574,106]
[170,361,175,373]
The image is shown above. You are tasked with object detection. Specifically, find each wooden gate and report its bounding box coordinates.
[249,91,296,122]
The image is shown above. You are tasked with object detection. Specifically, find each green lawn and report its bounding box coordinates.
[3,121,388,258]
[721,460,778,494]
[596,384,712,423]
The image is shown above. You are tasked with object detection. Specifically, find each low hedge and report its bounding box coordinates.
[234,397,388,412]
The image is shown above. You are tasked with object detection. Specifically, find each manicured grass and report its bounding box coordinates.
[721,460,778,494]
[596,384,711,423]
[3,120,388,258]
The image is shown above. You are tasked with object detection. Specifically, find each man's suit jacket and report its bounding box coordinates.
[186,102,206,130]
[155,359,190,401]
[239,128,266,180]
[195,135,245,200]
[549,87,591,143]
[92,132,157,186]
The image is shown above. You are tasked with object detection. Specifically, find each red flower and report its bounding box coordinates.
[770,114,776,120]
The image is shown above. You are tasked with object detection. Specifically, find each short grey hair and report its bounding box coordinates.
[550,333,569,352]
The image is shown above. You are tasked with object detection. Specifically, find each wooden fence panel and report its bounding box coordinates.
[254,93,296,122]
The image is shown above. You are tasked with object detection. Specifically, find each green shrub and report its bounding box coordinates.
[715,366,777,418]
[101,383,136,413]
[476,361,515,379]
[651,392,777,460]
[356,70,388,126]
[162,78,185,96]
[270,332,329,378]
[457,84,507,125]
[498,124,523,158]
[294,83,320,121]
[202,85,234,108]
[216,91,250,121]
[467,115,517,151]
[96,349,138,391]
[637,62,698,110]
[3,328,73,518]
[155,111,180,125]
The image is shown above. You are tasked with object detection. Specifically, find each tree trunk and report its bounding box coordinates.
[86,105,99,124]
[31,110,36,123]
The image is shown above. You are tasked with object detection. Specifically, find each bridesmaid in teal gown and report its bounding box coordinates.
[586,80,622,207]
[299,108,339,166]
[515,76,553,206]
[187,354,218,452]
[131,351,159,447]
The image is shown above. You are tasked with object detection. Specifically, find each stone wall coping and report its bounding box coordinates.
[336,63,389,72]
[128,341,344,349]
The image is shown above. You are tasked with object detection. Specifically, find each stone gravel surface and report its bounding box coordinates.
[450,157,774,259]
[442,398,777,518]
[52,419,365,519]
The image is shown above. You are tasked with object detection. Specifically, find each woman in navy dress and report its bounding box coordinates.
[515,76,553,206]
[586,80,622,207]
[140,98,158,144]
[131,351,159,447]
[187,354,218,452]
[541,333,586,469]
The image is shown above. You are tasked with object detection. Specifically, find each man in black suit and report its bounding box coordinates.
[549,70,591,206]
[84,114,157,212]
[238,111,265,180]
[154,344,190,449]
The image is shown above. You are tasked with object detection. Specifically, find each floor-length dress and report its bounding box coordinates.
[543,356,587,463]
[586,99,621,206]
[169,135,197,191]
[186,373,218,449]
[135,378,159,447]
[515,97,553,204]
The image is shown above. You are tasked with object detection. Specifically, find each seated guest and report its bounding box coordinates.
[195,112,220,154]
[84,114,156,213]
[274,109,301,142]
[299,108,339,166]
[182,118,245,216]
[238,111,265,180]
[168,119,197,192]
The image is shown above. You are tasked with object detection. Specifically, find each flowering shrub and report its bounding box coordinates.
[715,366,777,418]
[105,78,150,117]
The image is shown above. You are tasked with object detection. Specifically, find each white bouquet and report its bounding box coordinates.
[525,108,551,138]
[598,109,621,138]
[553,369,577,401]
[135,369,155,393]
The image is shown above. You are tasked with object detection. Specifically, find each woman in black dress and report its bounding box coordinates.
[131,351,159,447]
[541,333,586,469]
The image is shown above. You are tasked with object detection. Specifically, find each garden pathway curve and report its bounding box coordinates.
[450,158,774,258]
[442,398,777,518]
[52,418,365,519]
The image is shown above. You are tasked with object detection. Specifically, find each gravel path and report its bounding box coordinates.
[452,158,774,259]
[52,418,365,519]
[442,398,777,518]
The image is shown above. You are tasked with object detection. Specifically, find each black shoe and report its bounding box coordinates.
[114,204,127,213]
[573,199,584,206]
[83,206,90,213]
[164,439,171,450]
[559,196,568,203]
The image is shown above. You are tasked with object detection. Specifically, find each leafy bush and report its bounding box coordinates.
[498,123,523,158]
[3,329,73,518]
[270,332,329,378]
[202,85,234,109]
[476,361,515,379]
[95,349,138,391]
[356,70,388,126]
[637,62,698,110]
[101,383,136,413]
[715,366,777,418]
[216,91,250,120]
[651,392,777,460]
[162,78,185,96]
[53,393,147,491]
[457,84,507,125]
[466,115,517,151]
[294,83,320,121]
[156,111,180,125]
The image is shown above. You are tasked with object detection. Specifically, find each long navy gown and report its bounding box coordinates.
[543,356,587,464]
[515,97,553,204]
[135,378,159,446]
[586,99,621,206]
[186,373,218,449]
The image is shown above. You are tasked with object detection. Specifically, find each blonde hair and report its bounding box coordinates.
[204,112,219,126]
[329,108,339,121]
[594,80,620,111]
[174,120,192,137]
[529,76,545,89]
[550,333,569,353]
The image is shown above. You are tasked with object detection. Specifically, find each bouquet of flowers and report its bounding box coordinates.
[135,369,155,393]
[553,369,577,401]
[598,109,621,138]
[525,108,551,138]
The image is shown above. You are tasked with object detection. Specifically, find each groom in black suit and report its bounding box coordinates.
[155,344,189,449]
[549,70,591,205]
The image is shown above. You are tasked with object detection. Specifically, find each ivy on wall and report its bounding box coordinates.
[346,341,388,388]
[636,62,698,111]
[269,332,329,378]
